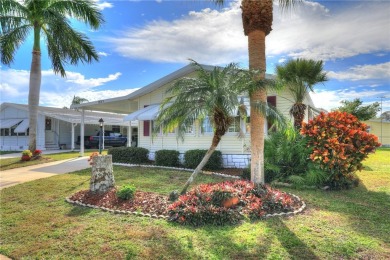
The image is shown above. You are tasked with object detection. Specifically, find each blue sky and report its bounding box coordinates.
[1,0,389,114]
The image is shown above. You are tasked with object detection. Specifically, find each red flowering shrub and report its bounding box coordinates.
[168,180,297,226]
[33,149,42,157]
[301,111,380,189]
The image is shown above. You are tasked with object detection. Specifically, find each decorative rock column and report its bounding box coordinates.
[90,155,115,193]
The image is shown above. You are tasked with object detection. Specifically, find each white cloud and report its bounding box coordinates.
[310,89,390,113]
[98,52,109,57]
[93,0,113,10]
[104,1,390,65]
[0,69,124,108]
[327,62,390,81]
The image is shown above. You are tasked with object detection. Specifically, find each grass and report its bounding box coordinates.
[0,150,106,171]
[0,151,21,155]
[1,149,389,259]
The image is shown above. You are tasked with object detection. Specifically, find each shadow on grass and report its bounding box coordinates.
[66,205,93,217]
[266,217,320,259]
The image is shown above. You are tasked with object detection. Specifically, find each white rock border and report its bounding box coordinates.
[65,162,307,221]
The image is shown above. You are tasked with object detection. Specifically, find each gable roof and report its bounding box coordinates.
[0,103,135,126]
[71,64,277,114]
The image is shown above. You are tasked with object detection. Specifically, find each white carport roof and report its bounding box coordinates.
[0,103,137,127]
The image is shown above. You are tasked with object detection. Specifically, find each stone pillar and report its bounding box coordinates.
[90,155,115,193]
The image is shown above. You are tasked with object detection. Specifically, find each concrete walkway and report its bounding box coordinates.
[0,156,90,190]
[0,149,80,159]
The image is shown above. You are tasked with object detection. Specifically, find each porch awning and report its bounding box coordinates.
[14,119,29,133]
[124,104,171,121]
[0,119,23,128]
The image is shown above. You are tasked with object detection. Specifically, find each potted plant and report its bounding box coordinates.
[21,150,32,161]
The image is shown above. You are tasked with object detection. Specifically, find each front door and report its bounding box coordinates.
[45,118,54,143]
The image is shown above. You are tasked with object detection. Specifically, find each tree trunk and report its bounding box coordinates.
[28,26,41,152]
[292,103,307,130]
[180,134,221,195]
[248,30,267,184]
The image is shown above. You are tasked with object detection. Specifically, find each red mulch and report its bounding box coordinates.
[69,188,170,216]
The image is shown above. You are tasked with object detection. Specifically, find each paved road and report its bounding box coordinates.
[0,156,90,190]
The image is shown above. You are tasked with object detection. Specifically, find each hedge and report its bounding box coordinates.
[155,150,180,167]
[107,147,149,164]
[184,149,222,170]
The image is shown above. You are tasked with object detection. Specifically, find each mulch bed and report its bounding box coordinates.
[69,189,170,216]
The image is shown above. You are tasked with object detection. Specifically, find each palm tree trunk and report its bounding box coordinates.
[248,30,266,184]
[28,26,41,152]
[180,134,222,195]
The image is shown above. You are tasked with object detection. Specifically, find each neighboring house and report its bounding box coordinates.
[72,64,320,168]
[0,103,137,151]
[363,119,390,147]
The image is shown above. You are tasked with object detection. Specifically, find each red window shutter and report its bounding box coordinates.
[267,96,277,131]
[143,105,150,136]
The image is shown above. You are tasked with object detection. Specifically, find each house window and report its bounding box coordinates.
[45,118,52,130]
[112,125,120,133]
[11,126,17,136]
[201,117,213,133]
[227,117,240,133]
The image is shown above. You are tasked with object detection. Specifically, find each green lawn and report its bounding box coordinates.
[0,151,21,155]
[0,149,389,259]
[0,150,106,171]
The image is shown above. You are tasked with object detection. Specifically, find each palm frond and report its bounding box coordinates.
[42,10,99,76]
[0,25,31,65]
[250,100,287,130]
[47,0,104,29]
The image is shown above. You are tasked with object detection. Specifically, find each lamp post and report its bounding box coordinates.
[99,118,104,155]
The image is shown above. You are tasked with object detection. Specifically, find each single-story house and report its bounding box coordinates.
[72,64,321,167]
[363,119,390,147]
[0,103,137,151]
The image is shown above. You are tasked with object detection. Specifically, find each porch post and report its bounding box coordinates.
[128,122,132,147]
[80,109,85,156]
[71,123,77,151]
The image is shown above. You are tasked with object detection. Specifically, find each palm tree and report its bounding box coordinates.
[276,58,328,129]
[72,95,89,106]
[155,60,284,195]
[207,0,301,184]
[1,0,104,151]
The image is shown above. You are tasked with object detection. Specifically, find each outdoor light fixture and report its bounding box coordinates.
[99,118,104,154]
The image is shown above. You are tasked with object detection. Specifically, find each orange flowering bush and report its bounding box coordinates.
[301,111,380,188]
[88,152,99,165]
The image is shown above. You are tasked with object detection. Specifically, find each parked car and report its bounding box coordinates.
[76,131,127,148]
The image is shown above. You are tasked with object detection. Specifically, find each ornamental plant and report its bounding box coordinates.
[22,150,32,157]
[33,149,42,157]
[301,111,381,189]
[88,152,99,165]
[168,180,296,226]
[116,184,136,200]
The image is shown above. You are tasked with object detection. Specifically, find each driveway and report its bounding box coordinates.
[0,156,90,190]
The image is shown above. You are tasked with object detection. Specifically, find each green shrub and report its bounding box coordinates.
[241,166,250,180]
[116,184,136,200]
[264,127,311,183]
[108,147,149,164]
[184,149,222,170]
[155,150,180,167]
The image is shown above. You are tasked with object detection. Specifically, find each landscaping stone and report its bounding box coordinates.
[90,155,115,193]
